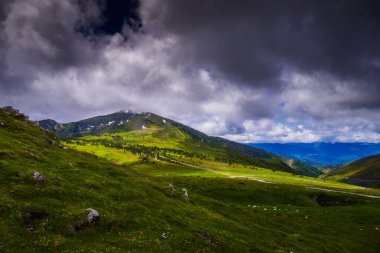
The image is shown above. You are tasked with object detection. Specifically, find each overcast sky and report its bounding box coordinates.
[1,0,380,143]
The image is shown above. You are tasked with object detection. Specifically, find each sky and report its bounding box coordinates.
[1,0,380,143]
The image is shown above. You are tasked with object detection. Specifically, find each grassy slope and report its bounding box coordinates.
[328,153,380,188]
[1,109,380,252]
[76,126,292,173]
[40,112,294,173]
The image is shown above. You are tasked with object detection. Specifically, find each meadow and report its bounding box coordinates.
[1,110,380,252]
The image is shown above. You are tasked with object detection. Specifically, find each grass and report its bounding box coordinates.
[1,109,380,252]
[66,142,379,195]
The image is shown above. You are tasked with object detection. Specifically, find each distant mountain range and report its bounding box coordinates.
[249,142,380,167]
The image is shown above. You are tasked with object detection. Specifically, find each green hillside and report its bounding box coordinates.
[283,159,323,177]
[40,112,296,173]
[328,153,380,188]
[2,107,380,252]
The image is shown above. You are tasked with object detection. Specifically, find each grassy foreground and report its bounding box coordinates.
[1,109,380,252]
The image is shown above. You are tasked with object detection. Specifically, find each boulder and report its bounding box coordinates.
[87,208,99,223]
[32,172,46,182]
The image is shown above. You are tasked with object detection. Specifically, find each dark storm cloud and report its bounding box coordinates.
[0,0,141,94]
[1,0,380,142]
[143,0,380,108]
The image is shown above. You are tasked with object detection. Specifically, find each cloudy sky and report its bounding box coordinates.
[1,0,380,143]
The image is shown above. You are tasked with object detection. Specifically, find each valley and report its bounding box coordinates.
[1,107,379,252]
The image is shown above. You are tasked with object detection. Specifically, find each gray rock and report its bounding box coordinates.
[32,172,46,182]
[87,208,99,223]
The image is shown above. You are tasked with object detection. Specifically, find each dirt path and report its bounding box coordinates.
[305,186,380,199]
[158,156,380,198]
[158,155,273,184]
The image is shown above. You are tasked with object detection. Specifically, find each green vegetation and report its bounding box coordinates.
[328,153,380,188]
[40,111,295,173]
[1,107,380,252]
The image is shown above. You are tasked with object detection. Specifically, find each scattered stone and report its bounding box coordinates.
[198,233,219,247]
[167,183,175,196]
[74,208,100,231]
[1,106,29,121]
[32,172,46,183]
[182,188,189,202]
[0,121,5,126]
[87,208,99,223]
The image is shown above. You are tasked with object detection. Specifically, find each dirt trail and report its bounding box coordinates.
[306,186,380,199]
[159,156,380,198]
[158,156,273,184]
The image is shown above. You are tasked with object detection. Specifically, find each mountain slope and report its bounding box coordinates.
[327,153,380,188]
[2,106,380,252]
[39,111,293,173]
[283,159,323,177]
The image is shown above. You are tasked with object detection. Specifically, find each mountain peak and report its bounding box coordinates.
[38,110,294,173]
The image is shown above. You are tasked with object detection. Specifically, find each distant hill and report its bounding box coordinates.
[282,159,323,177]
[39,111,294,173]
[249,142,380,167]
[327,153,380,188]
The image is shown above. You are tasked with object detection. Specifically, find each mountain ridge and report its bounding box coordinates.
[249,142,380,167]
[39,111,295,173]
[327,153,380,188]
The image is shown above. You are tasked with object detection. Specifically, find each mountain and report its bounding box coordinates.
[39,111,294,173]
[249,142,380,167]
[282,159,323,177]
[327,153,380,188]
[2,106,380,252]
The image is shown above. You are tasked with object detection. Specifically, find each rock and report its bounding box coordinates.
[87,208,99,223]
[32,172,46,183]
[1,106,29,121]
[74,208,99,231]
[182,188,189,202]
[0,122,5,126]
[167,183,174,196]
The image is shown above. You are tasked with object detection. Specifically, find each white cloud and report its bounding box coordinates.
[0,0,379,143]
